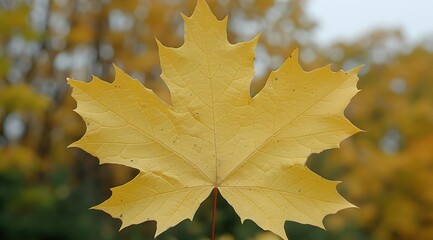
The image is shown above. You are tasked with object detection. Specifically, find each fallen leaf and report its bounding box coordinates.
[68,0,361,239]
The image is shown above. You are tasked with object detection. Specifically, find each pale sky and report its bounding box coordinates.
[307,0,433,46]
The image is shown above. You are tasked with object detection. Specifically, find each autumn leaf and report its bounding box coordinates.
[68,0,361,239]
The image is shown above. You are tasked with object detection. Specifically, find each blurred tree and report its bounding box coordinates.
[307,31,433,240]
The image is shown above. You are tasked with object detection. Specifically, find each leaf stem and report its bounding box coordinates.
[211,187,218,240]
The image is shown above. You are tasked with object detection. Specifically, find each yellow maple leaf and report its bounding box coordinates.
[68,0,361,239]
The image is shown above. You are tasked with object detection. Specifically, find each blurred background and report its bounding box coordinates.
[1,0,433,239]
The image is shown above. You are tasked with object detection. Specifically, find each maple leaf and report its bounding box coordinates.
[68,0,361,239]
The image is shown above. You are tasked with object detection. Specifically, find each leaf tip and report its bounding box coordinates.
[251,33,261,44]
[112,64,133,84]
[195,0,209,10]
[119,221,129,231]
[66,78,80,87]
[155,38,171,53]
[348,64,364,75]
[112,63,120,71]
[191,0,216,21]
[222,15,228,24]
[67,139,82,149]
[66,142,76,149]
[179,11,188,20]
[89,204,99,211]
[290,47,299,59]
[155,37,163,47]
[154,224,168,238]
[112,63,124,76]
